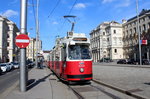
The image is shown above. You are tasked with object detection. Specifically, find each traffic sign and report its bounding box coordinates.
[15,34,30,48]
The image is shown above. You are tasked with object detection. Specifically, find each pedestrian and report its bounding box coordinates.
[40,58,43,69]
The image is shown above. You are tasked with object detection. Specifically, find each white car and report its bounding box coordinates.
[0,63,7,72]
[13,63,19,69]
[6,63,13,70]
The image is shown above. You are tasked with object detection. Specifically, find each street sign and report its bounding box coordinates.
[15,34,30,48]
[140,40,147,45]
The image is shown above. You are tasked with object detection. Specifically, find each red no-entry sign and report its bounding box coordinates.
[15,34,30,48]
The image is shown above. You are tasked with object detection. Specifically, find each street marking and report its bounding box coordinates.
[16,39,29,43]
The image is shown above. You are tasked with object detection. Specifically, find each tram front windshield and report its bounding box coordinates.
[68,44,91,60]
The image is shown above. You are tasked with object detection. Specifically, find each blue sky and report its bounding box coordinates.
[0,0,150,50]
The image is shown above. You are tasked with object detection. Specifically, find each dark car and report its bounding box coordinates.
[127,59,138,65]
[0,67,2,75]
[26,60,34,68]
[99,58,113,63]
[117,59,126,64]
[142,59,150,65]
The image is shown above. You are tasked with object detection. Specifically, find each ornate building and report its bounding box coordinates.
[0,16,19,63]
[122,9,150,60]
[90,21,123,62]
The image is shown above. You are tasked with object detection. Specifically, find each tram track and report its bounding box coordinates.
[68,85,85,99]
[68,80,148,99]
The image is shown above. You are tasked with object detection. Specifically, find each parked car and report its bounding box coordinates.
[99,58,113,62]
[117,59,126,64]
[12,62,19,69]
[26,60,34,68]
[127,59,138,65]
[6,63,13,70]
[142,59,150,65]
[0,67,2,74]
[0,63,7,72]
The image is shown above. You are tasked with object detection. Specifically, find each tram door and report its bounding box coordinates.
[61,45,66,77]
[55,49,60,75]
[52,51,54,70]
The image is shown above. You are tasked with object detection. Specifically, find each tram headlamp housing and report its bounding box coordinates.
[80,68,84,73]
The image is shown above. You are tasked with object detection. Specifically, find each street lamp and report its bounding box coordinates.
[136,0,142,65]
[35,0,39,68]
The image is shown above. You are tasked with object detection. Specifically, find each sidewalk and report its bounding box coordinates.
[1,67,76,99]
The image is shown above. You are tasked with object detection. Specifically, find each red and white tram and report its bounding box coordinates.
[48,32,92,82]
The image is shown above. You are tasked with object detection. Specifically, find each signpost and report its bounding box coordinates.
[15,34,30,48]
[19,0,28,92]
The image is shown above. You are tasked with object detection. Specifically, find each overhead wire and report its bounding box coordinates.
[48,0,61,18]
[31,0,36,25]
[68,0,78,15]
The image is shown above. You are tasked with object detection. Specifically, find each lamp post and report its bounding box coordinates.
[20,0,27,92]
[136,0,142,65]
[35,0,39,68]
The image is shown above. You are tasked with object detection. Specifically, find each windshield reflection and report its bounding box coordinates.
[68,45,91,60]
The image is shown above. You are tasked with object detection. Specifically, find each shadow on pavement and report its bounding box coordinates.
[27,73,53,91]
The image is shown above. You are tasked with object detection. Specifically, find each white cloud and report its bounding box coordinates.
[2,10,18,18]
[74,3,86,9]
[102,0,116,4]
[52,21,58,25]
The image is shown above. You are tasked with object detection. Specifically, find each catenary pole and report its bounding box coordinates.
[136,0,142,65]
[20,0,28,92]
[36,0,39,68]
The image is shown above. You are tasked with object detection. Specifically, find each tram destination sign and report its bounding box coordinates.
[73,38,87,41]
[15,34,30,48]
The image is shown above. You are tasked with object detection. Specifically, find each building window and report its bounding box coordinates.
[139,26,141,32]
[143,18,145,22]
[114,49,117,53]
[114,30,116,34]
[134,28,136,33]
[107,38,109,41]
[143,24,146,30]
[148,22,150,29]
[7,42,9,46]
[103,32,105,35]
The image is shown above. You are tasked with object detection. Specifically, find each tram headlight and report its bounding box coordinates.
[80,68,84,73]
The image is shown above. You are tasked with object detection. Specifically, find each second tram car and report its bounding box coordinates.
[48,32,92,82]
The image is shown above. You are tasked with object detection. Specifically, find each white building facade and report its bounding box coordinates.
[90,21,123,62]
[7,21,19,62]
[26,38,42,61]
[0,16,19,63]
[122,9,150,60]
